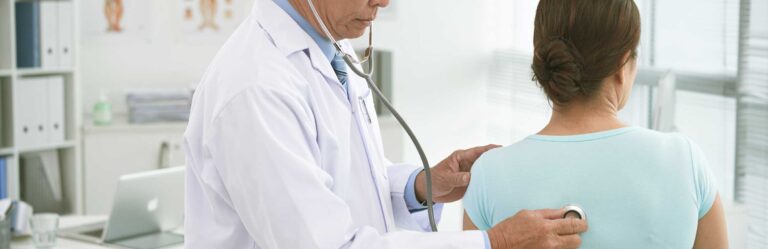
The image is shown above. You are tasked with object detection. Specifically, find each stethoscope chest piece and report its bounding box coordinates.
[563,204,586,220]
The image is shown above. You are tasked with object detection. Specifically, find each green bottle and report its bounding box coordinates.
[93,91,112,126]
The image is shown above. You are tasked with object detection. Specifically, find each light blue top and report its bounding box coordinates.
[464,127,717,248]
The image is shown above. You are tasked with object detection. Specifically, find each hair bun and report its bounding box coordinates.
[532,37,584,105]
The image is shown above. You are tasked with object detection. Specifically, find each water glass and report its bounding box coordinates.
[29,213,59,249]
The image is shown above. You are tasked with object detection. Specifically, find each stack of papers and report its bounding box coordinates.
[126,89,193,124]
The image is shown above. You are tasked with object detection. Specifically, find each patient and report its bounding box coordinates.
[462,0,728,248]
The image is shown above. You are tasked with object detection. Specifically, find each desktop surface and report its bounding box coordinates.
[11,216,183,249]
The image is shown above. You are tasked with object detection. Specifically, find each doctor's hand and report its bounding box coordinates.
[488,209,587,249]
[414,144,500,203]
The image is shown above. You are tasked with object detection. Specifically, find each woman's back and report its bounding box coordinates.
[463,127,717,248]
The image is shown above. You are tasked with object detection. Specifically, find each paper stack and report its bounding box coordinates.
[126,90,193,124]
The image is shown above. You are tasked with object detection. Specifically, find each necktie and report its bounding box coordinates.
[330,54,348,86]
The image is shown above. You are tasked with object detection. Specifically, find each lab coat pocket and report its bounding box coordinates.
[357,91,390,181]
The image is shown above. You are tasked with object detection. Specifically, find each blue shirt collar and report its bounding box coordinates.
[273,0,337,61]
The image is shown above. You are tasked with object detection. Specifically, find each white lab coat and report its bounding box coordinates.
[183,0,486,248]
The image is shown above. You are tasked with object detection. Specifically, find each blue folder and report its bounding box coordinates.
[15,1,41,68]
[0,157,7,199]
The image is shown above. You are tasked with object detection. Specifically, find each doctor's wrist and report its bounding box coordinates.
[414,170,427,204]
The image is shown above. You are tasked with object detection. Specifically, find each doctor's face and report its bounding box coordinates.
[313,0,389,39]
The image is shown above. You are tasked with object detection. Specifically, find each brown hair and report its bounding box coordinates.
[531,0,641,105]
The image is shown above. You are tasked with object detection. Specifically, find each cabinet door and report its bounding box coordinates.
[83,130,185,214]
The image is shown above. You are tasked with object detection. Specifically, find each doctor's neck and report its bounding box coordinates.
[287,0,339,40]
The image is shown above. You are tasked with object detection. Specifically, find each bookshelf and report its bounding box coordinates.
[0,0,82,215]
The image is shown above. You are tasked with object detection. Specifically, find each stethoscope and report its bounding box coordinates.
[305,0,586,232]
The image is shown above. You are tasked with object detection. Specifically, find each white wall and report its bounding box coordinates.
[79,0,252,115]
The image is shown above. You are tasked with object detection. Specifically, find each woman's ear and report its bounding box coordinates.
[614,51,637,109]
[614,52,634,88]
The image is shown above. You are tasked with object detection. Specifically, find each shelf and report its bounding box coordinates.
[84,115,188,134]
[4,0,82,215]
[16,68,74,76]
[17,140,77,154]
[14,0,72,2]
[0,147,13,156]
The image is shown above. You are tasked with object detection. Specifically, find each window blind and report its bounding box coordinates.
[737,0,768,247]
[653,0,740,74]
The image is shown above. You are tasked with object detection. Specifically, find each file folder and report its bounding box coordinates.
[15,78,48,148]
[57,1,74,68]
[40,1,59,69]
[0,158,7,199]
[15,1,41,68]
[47,76,65,144]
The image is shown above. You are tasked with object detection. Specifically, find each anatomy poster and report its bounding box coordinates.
[82,0,152,38]
[181,0,245,34]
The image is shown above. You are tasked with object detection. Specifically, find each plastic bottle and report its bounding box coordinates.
[93,91,112,126]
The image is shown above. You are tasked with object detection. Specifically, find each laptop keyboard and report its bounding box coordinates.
[81,228,104,238]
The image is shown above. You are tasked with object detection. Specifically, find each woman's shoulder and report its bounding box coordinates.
[469,138,548,175]
[623,127,697,152]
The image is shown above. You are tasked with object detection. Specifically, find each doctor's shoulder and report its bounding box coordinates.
[201,32,309,97]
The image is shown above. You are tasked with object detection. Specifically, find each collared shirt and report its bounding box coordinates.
[272,0,430,213]
[272,0,336,61]
[267,1,488,247]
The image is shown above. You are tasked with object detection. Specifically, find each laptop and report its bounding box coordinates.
[59,167,185,249]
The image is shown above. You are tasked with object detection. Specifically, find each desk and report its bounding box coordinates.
[11,216,183,249]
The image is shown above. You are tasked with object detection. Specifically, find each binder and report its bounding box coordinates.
[39,1,59,69]
[0,86,3,147]
[15,1,41,68]
[57,1,74,68]
[46,76,65,144]
[0,158,6,199]
[15,78,48,148]
[15,78,35,148]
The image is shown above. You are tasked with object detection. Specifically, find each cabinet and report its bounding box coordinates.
[0,0,81,215]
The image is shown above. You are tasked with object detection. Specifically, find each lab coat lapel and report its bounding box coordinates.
[252,0,344,92]
[255,0,395,230]
[338,40,398,230]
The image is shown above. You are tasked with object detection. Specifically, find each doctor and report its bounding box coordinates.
[183,0,588,247]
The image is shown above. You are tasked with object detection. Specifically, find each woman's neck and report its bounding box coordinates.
[538,96,626,136]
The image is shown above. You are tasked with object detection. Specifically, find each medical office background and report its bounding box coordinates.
[0,0,765,248]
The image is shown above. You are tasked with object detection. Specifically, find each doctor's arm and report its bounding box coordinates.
[387,145,498,231]
[208,86,486,249]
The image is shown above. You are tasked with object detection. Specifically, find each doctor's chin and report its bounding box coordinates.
[0,0,764,248]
